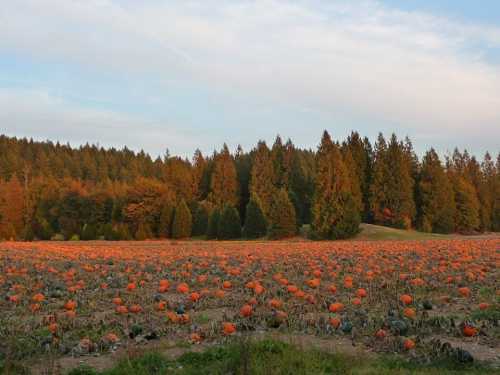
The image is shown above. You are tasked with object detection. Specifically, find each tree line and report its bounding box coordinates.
[0,131,498,241]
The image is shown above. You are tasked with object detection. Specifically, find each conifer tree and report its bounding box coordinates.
[0,174,25,239]
[418,149,455,233]
[171,199,192,239]
[209,144,239,208]
[217,204,241,240]
[192,149,207,200]
[454,177,480,233]
[206,208,220,239]
[268,188,297,239]
[492,155,500,231]
[135,221,153,240]
[311,131,360,239]
[343,132,371,219]
[271,135,286,189]
[250,141,277,219]
[342,149,363,213]
[158,203,174,238]
[243,196,267,239]
[369,133,415,229]
[191,202,209,237]
[235,145,252,224]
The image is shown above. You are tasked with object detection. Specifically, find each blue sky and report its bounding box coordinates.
[1,0,499,158]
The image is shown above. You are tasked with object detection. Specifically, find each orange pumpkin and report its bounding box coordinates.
[223,322,236,335]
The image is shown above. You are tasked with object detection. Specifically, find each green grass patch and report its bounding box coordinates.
[63,339,497,375]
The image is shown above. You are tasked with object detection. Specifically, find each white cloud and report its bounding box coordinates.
[0,0,499,150]
[0,88,200,157]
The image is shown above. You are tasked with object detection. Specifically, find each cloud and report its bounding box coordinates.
[0,0,499,152]
[0,88,200,157]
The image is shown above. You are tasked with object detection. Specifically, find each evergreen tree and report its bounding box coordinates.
[235,145,252,224]
[418,149,455,233]
[171,199,192,239]
[191,202,209,237]
[369,133,415,229]
[268,188,297,239]
[311,131,359,239]
[243,196,267,239]
[217,204,241,240]
[454,177,480,233]
[192,149,207,200]
[206,208,220,239]
[0,175,25,239]
[343,132,371,220]
[209,144,239,208]
[135,221,153,240]
[81,223,97,240]
[250,141,277,219]
[158,203,175,238]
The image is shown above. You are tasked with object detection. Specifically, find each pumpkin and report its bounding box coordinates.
[64,300,77,311]
[403,307,416,319]
[329,317,341,329]
[223,322,236,335]
[403,339,415,350]
[177,282,190,294]
[399,294,412,305]
[240,304,253,317]
[375,329,387,339]
[463,325,478,337]
[356,288,367,298]
[329,302,344,313]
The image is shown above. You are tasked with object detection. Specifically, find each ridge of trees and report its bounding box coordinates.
[0,132,498,241]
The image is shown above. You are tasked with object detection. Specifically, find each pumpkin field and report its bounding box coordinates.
[1,238,499,373]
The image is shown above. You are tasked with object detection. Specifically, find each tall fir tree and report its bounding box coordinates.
[311,131,360,239]
[190,202,209,237]
[250,141,277,219]
[0,174,25,239]
[453,177,480,233]
[268,188,297,239]
[369,133,415,229]
[171,199,192,239]
[217,204,241,240]
[206,208,221,239]
[418,149,455,233]
[243,196,268,239]
[158,203,175,238]
[209,144,239,208]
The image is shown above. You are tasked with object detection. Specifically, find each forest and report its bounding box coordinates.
[0,131,498,241]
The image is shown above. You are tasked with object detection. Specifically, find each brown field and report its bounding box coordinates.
[1,238,499,373]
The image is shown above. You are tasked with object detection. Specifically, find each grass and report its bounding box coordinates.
[354,223,451,241]
[60,339,497,375]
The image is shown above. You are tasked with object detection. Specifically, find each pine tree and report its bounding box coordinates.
[217,205,241,240]
[0,175,25,239]
[343,132,371,220]
[171,199,192,239]
[206,208,220,239]
[158,203,175,238]
[235,145,252,225]
[135,221,153,240]
[191,202,209,237]
[192,149,207,200]
[243,196,267,239]
[311,131,360,239]
[454,177,480,233]
[271,135,286,188]
[369,134,415,229]
[250,141,277,219]
[209,144,239,208]
[418,149,455,233]
[268,188,297,239]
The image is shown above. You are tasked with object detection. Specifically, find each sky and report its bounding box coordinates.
[1,0,499,159]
